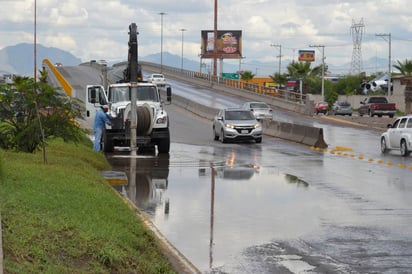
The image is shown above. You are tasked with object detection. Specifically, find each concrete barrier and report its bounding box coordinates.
[262,120,327,148]
[290,124,307,143]
[163,89,328,148]
[301,126,328,148]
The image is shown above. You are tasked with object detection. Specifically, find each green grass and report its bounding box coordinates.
[0,138,176,273]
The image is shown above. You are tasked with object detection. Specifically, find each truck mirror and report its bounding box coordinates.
[166,86,172,102]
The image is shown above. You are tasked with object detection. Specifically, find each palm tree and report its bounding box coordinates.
[286,61,315,94]
[240,71,255,82]
[393,59,412,114]
[269,72,287,88]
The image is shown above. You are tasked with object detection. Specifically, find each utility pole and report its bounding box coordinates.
[270,44,282,75]
[309,44,325,101]
[179,28,187,72]
[376,33,392,96]
[158,12,166,73]
[213,0,218,78]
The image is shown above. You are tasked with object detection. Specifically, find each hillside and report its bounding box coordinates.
[0,43,81,76]
[0,43,391,77]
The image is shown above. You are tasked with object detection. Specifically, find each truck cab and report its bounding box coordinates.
[85,85,109,128]
[101,82,171,153]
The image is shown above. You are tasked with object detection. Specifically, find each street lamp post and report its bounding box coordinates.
[270,44,282,75]
[158,12,166,73]
[376,33,392,96]
[179,28,187,72]
[238,56,246,74]
[309,44,325,101]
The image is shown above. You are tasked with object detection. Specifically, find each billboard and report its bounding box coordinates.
[201,30,242,59]
[298,50,315,62]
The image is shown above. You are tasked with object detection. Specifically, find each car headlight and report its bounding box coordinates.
[253,123,261,129]
[225,123,235,129]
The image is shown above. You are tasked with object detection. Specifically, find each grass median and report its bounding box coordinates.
[0,138,176,273]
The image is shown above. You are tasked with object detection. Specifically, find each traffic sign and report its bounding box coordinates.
[221,73,239,80]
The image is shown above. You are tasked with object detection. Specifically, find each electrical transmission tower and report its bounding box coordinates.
[350,18,364,75]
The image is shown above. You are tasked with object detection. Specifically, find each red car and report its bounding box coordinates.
[314,101,328,115]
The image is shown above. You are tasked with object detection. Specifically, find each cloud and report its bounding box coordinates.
[0,0,412,75]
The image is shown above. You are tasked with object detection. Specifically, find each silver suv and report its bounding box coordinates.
[213,108,263,143]
[381,115,412,156]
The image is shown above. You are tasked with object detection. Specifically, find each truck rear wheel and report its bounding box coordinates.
[157,129,170,154]
[102,130,114,153]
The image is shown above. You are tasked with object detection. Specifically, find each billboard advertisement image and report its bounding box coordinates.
[298,50,315,62]
[201,30,242,59]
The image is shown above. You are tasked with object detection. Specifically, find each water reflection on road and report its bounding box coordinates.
[105,143,329,273]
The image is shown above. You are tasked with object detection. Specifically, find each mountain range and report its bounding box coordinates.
[0,43,390,77]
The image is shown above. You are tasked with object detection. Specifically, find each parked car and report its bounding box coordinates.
[213,108,262,143]
[242,101,273,121]
[380,115,412,156]
[331,101,352,116]
[314,101,328,115]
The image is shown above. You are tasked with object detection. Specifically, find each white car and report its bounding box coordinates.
[242,101,273,121]
[147,73,167,88]
[380,115,412,156]
[213,108,262,143]
[148,74,166,84]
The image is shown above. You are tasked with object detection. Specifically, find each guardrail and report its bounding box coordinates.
[42,59,73,97]
[140,61,313,116]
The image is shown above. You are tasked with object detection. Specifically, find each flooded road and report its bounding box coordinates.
[64,65,412,272]
[106,136,412,273]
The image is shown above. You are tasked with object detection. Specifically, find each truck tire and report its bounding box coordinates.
[157,129,170,154]
[102,130,114,153]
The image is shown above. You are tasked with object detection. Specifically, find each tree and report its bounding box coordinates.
[285,61,327,94]
[269,72,287,88]
[0,75,85,153]
[393,59,412,114]
[332,75,363,95]
[240,71,255,82]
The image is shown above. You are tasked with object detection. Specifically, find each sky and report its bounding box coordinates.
[1,0,412,76]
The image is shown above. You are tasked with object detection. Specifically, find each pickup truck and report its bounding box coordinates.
[358,96,396,118]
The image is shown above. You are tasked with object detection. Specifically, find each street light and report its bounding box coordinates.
[179,28,187,72]
[309,44,325,101]
[376,33,392,96]
[158,12,167,73]
[270,44,282,75]
[238,56,246,74]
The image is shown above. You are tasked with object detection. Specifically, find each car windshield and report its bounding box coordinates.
[225,110,255,120]
[250,103,268,109]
